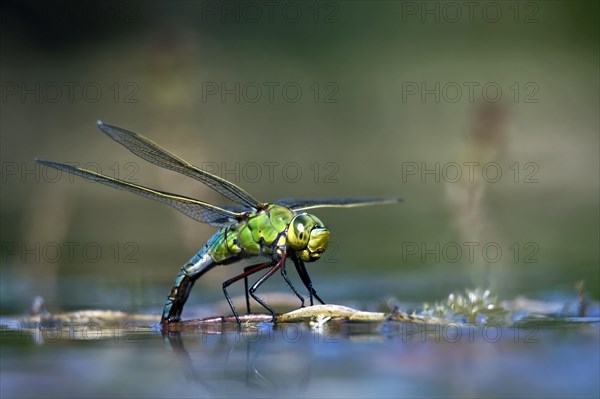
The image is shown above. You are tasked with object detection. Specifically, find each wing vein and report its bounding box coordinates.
[96,121,261,210]
[36,160,241,227]
[275,197,402,211]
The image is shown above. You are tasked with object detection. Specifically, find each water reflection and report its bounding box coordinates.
[163,324,320,397]
[1,310,599,398]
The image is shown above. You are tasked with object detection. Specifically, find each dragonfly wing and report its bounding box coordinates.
[96,121,262,210]
[217,204,255,214]
[275,197,402,211]
[37,160,241,227]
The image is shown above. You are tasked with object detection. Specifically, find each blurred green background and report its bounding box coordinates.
[1,0,598,316]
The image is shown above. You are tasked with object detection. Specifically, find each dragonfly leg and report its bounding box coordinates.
[290,252,325,306]
[248,255,286,322]
[223,261,274,326]
[241,260,298,314]
[243,265,260,314]
[280,262,305,307]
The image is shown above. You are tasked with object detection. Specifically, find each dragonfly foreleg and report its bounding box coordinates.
[290,252,325,306]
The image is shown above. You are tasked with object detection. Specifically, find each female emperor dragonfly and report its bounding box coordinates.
[38,121,400,327]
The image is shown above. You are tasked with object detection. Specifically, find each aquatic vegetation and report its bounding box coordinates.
[421,288,511,325]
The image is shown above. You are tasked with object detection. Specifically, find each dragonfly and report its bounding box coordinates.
[37,121,401,327]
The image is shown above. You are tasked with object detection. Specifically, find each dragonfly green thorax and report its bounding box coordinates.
[37,121,400,328]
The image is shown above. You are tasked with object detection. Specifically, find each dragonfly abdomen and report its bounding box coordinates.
[162,245,221,322]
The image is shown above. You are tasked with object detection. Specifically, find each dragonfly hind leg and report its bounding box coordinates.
[243,263,272,314]
[248,255,287,322]
[223,255,289,326]
[243,257,306,313]
[223,261,274,326]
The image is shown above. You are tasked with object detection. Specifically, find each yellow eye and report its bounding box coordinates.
[287,214,314,250]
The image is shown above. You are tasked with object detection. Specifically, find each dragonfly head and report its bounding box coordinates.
[287,213,330,262]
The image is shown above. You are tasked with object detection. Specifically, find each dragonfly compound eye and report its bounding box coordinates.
[288,214,330,263]
[288,214,315,250]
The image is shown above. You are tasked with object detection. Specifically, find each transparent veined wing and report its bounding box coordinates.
[36,159,242,227]
[275,197,402,211]
[217,204,255,214]
[96,121,263,210]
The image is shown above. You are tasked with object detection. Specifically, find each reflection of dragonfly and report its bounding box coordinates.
[38,122,400,327]
[164,330,314,396]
